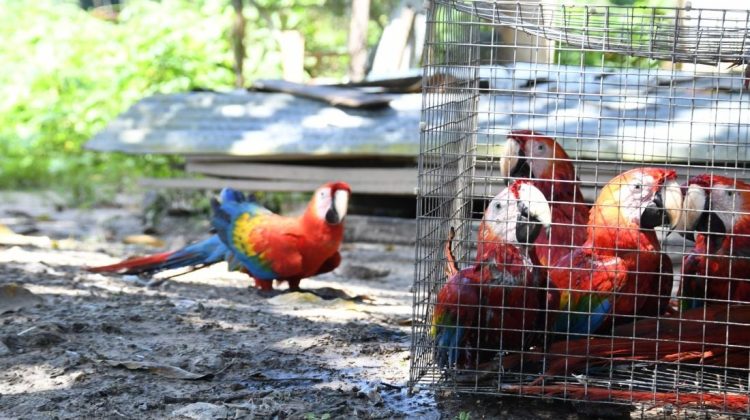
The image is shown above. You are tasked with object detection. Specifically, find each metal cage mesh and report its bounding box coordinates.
[411,0,750,415]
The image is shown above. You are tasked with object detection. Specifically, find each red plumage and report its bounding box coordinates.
[522,304,750,401]
[680,174,750,309]
[546,168,680,335]
[89,182,351,292]
[433,181,551,368]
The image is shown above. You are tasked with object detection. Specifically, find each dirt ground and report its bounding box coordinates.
[0,191,638,419]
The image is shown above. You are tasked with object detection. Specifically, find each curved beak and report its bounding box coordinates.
[325,189,350,225]
[662,179,683,230]
[678,184,708,240]
[679,183,726,249]
[515,184,552,244]
[641,179,683,230]
[500,138,531,180]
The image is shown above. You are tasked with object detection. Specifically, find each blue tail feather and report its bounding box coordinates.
[163,235,228,270]
[436,326,465,368]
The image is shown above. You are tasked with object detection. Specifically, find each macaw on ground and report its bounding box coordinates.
[89,182,351,294]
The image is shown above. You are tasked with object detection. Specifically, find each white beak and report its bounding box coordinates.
[499,138,521,179]
[662,180,684,230]
[518,183,552,229]
[679,184,707,232]
[333,189,349,222]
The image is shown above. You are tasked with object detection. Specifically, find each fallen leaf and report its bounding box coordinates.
[122,234,165,248]
[267,291,324,306]
[171,402,229,419]
[0,224,14,236]
[103,360,213,380]
[0,234,53,248]
[0,283,43,314]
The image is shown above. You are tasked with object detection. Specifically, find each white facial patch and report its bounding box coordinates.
[315,187,333,220]
[484,188,520,243]
[709,184,741,233]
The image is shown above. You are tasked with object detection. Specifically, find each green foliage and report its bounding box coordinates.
[553,0,672,69]
[0,0,236,204]
[246,0,400,78]
[1,0,396,206]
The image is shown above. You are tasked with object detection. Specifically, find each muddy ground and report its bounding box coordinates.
[0,191,631,419]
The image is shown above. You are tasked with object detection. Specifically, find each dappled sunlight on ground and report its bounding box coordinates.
[0,192,437,418]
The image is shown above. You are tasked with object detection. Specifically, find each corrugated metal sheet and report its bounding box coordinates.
[87,65,750,164]
[85,91,422,159]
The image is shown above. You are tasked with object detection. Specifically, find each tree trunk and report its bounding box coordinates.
[231,0,246,88]
[348,0,371,82]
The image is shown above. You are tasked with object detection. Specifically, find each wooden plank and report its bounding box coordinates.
[140,176,416,196]
[186,161,416,185]
[186,155,418,164]
[337,75,423,93]
[252,79,394,109]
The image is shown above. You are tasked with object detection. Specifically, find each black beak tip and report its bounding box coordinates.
[640,203,663,230]
[325,208,340,224]
[509,158,532,179]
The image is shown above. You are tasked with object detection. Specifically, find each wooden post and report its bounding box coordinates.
[279,30,305,83]
[231,0,246,88]
[370,0,419,76]
[348,0,371,82]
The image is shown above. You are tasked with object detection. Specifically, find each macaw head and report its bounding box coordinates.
[311,181,351,225]
[480,180,552,246]
[499,130,579,198]
[680,174,750,251]
[590,168,682,249]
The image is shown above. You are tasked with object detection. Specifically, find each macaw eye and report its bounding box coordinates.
[634,183,642,190]
[494,202,502,210]
[728,190,734,197]
[537,144,544,151]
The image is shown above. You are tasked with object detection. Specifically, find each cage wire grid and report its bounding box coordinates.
[411,0,750,415]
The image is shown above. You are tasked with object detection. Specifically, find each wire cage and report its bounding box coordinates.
[411,0,750,415]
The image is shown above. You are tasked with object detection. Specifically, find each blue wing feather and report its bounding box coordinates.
[210,188,277,279]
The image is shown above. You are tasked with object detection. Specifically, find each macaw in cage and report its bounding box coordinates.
[501,133,681,336]
[432,180,552,368]
[500,129,590,267]
[89,182,351,294]
[546,167,681,336]
[679,174,750,309]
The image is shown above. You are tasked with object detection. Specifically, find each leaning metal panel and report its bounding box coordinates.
[412,0,750,416]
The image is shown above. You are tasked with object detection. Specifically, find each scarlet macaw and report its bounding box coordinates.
[548,167,682,336]
[499,130,590,266]
[678,174,750,309]
[432,181,552,368]
[89,182,351,293]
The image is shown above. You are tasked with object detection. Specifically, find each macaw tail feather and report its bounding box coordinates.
[88,235,228,274]
[434,325,465,368]
[507,384,749,412]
